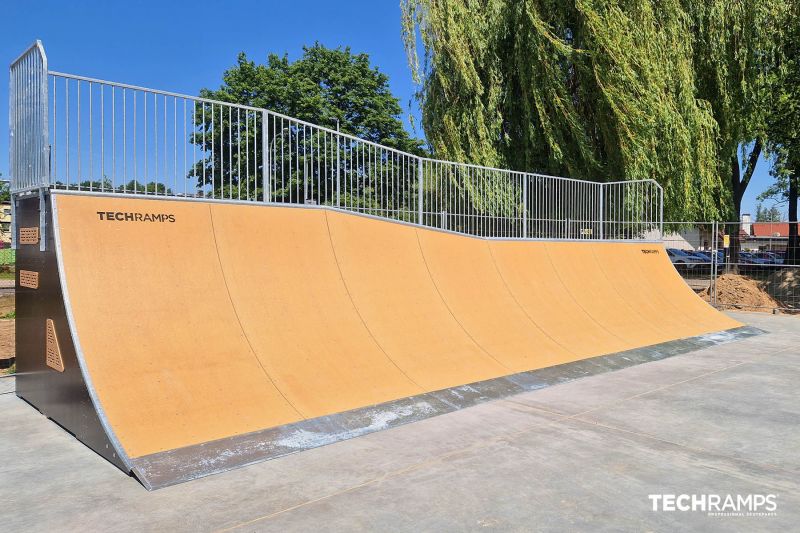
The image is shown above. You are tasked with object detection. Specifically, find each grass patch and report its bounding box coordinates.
[0,249,14,266]
[1,311,15,319]
[5,362,15,374]
[0,271,14,280]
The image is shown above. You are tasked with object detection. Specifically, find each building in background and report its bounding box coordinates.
[0,202,11,248]
[744,221,793,251]
[657,214,795,254]
[740,213,752,235]
[0,202,10,245]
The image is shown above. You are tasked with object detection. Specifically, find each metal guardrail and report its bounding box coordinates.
[9,42,49,193]
[10,41,664,241]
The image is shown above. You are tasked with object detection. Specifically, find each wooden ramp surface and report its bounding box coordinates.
[51,194,742,483]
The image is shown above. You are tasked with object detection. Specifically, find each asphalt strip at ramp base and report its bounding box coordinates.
[47,193,748,489]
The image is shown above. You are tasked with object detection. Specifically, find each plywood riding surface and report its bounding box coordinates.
[52,194,741,460]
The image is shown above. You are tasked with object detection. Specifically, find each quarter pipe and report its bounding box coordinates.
[15,192,750,489]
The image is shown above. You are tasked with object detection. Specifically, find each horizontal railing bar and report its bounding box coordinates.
[421,158,529,176]
[48,71,265,111]
[604,179,662,187]
[422,158,607,185]
[48,70,415,157]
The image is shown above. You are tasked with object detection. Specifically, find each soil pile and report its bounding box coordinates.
[0,320,13,360]
[0,294,14,316]
[762,269,800,310]
[701,274,780,311]
[0,294,14,372]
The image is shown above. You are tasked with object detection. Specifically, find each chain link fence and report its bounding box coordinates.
[662,221,800,312]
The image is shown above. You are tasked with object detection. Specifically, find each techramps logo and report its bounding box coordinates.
[96,211,176,223]
[648,493,778,518]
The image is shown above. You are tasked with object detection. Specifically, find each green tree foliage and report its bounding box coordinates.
[193,44,423,200]
[761,151,800,263]
[52,178,171,195]
[0,174,8,203]
[754,202,782,222]
[685,0,787,221]
[757,151,793,209]
[401,0,787,222]
[763,0,800,262]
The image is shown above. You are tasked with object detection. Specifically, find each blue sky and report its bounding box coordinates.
[1,0,777,219]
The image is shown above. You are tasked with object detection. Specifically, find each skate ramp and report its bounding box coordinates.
[47,193,743,488]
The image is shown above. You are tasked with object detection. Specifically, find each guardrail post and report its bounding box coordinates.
[522,176,528,239]
[659,186,664,240]
[39,188,47,252]
[711,220,717,307]
[417,158,424,225]
[261,110,269,202]
[10,196,17,250]
[599,184,604,240]
[336,121,341,208]
[303,132,308,204]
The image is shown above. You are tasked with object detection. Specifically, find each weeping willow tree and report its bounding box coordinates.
[684,0,789,222]
[760,0,800,263]
[401,0,785,221]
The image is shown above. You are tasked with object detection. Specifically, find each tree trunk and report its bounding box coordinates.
[787,173,799,265]
[728,139,764,273]
[728,156,743,273]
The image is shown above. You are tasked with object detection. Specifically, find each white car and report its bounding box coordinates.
[666,248,707,270]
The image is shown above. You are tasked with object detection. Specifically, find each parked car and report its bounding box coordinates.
[753,251,783,264]
[685,250,712,263]
[685,250,715,273]
[666,248,707,272]
[694,250,727,264]
[738,252,772,272]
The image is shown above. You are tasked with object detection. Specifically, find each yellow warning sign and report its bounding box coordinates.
[723,234,730,248]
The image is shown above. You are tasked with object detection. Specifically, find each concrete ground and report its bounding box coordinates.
[1,311,797,532]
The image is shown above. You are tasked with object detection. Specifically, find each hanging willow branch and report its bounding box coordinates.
[402,0,788,221]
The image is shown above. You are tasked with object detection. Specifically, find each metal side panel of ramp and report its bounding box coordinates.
[17,191,755,490]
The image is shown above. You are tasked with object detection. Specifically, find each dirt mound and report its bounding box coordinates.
[762,269,800,310]
[701,274,780,312]
[0,294,14,316]
[0,320,13,359]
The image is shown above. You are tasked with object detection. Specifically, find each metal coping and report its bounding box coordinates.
[50,195,133,469]
[130,325,762,490]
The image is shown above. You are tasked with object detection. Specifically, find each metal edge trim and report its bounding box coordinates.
[51,194,133,470]
[10,40,46,69]
[49,189,662,245]
[130,325,762,491]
